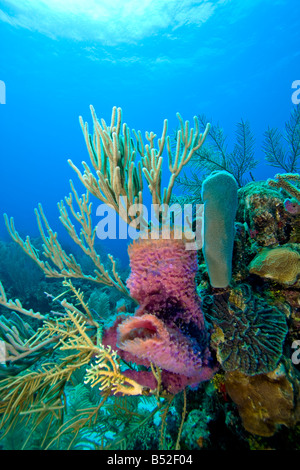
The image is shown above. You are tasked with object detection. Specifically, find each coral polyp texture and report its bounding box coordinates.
[249,245,300,286]
[237,181,289,246]
[103,235,217,394]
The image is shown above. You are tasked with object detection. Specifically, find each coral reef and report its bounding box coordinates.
[0,106,214,449]
[231,221,258,281]
[1,105,300,449]
[181,409,212,449]
[268,172,300,199]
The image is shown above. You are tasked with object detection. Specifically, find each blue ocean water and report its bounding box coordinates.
[0,0,299,260]
[0,0,300,451]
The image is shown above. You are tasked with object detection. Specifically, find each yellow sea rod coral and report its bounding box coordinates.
[84,344,145,396]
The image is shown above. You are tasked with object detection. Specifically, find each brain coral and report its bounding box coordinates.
[249,245,300,286]
[201,284,288,375]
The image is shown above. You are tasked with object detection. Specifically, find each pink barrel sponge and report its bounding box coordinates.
[127,236,205,328]
[118,314,206,378]
[103,235,217,394]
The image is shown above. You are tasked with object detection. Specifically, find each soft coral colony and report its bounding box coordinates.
[0,105,299,449]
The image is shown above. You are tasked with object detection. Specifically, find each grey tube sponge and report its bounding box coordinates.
[201,171,238,288]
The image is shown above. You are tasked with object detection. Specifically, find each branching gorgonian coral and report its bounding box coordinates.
[263,105,300,173]
[174,114,257,193]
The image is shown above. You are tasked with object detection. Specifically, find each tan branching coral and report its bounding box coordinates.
[4,184,129,296]
[70,105,210,223]
[0,307,56,370]
[4,106,210,296]
[268,173,300,202]
[0,280,46,321]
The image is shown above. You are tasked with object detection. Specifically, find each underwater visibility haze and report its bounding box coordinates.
[0,0,300,451]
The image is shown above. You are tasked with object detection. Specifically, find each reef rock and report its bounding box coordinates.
[225,363,300,437]
[237,181,289,246]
